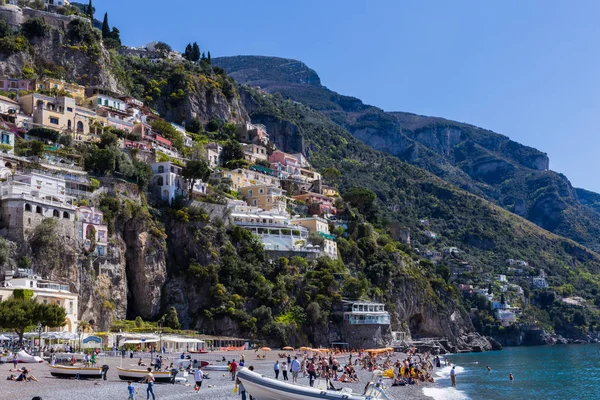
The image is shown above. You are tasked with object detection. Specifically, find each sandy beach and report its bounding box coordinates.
[0,351,441,400]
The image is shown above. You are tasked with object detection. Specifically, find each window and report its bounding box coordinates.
[53,210,59,218]
[50,117,59,125]
[36,206,42,214]
[24,203,31,212]
[63,211,69,219]
[97,98,102,105]
[104,100,108,106]
[158,165,164,173]
[67,107,73,112]
[259,188,264,194]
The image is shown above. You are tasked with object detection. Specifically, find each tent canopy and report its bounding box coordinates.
[122,339,160,344]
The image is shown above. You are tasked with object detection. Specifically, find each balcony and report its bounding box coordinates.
[344,313,391,325]
[38,283,70,291]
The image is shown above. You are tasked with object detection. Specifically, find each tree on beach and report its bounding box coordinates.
[0,297,67,344]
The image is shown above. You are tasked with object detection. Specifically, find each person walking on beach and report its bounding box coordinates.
[12,352,18,369]
[282,361,288,381]
[308,360,317,387]
[143,367,156,400]
[450,366,457,387]
[274,360,280,379]
[127,381,138,400]
[290,356,301,384]
[231,359,238,381]
[194,367,204,392]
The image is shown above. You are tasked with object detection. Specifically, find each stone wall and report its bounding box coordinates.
[0,198,75,241]
[339,322,392,349]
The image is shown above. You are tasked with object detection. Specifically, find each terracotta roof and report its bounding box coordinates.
[155,134,172,146]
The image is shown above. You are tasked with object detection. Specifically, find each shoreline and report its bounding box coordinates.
[0,350,443,400]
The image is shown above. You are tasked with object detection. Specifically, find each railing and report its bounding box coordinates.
[0,189,75,209]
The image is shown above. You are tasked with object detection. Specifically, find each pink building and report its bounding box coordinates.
[293,192,337,216]
[76,206,108,256]
[0,78,33,93]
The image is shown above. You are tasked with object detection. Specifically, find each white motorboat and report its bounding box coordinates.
[48,364,109,379]
[202,364,229,371]
[237,367,390,400]
[116,367,178,383]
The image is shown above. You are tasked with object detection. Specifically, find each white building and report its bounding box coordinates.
[342,301,391,325]
[0,269,78,334]
[533,277,548,289]
[205,143,223,168]
[227,200,315,254]
[151,162,207,204]
[0,130,15,154]
[498,274,507,282]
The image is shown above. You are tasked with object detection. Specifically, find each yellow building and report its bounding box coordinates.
[36,78,86,105]
[290,216,338,259]
[239,184,286,213]
[213,168,280,190]
[19,93,92,135]
[0,271,78,334]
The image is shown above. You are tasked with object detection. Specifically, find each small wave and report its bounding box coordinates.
[423,387,470,400]
[435,365,465,379]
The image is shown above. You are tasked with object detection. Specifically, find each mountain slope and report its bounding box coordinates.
[215,55,600,252]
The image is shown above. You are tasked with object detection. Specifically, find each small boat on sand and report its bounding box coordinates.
[202,364,229,371]
[48,364,109,379]
[116,367,178,383]
[237,367,390,400]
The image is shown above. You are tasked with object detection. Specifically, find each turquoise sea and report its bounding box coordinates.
[423,344,600,400]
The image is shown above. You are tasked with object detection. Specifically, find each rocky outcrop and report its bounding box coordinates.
[0,10,119,91]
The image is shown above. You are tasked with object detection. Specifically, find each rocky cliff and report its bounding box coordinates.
[215,55,600,252]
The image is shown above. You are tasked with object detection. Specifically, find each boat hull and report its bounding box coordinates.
[116,367,176,383]
[237,367,368,400]
[49,365,108,380]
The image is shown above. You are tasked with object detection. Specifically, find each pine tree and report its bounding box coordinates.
[201,52,206,61]
[191,42,200,62]
[207,51,211,64]
[101,12,110,38]
[184,43,193,61]
[87,0,94,20]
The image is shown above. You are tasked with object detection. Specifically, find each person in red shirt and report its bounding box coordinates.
[230,359,238,381]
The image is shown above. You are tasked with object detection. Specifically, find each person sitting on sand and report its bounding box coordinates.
[16,367,38,382]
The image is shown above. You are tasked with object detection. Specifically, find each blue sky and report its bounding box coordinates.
[97,0,600,191]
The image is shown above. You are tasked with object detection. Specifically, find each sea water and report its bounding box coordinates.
[424,344,600,400]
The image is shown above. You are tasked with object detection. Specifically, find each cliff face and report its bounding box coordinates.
[215,55,600,252]
[0,6,119,91]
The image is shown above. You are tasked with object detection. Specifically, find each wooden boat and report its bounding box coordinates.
[48,364,109,379]
[116,367,178,383]
[237,367,390,400]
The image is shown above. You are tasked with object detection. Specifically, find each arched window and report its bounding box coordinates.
[158,165,165,173]
[77,121,84,132]
[157,176,164,186]
[35,206,42,214]
[63,211,69,219]
[24,203,31,212]
[53,209,59,218]
[248,190,253,197]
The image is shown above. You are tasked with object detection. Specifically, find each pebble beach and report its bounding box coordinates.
[0,351,442,400]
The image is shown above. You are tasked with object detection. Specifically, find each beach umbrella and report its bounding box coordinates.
[298,346,310,351]
[0,334,10,340]
[259,347,271,351]
[282,346,294,351]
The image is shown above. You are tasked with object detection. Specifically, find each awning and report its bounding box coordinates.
[122,339,160,344]
[162,337,204,343]
[230,212,248,217]
[270,215,287,220]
